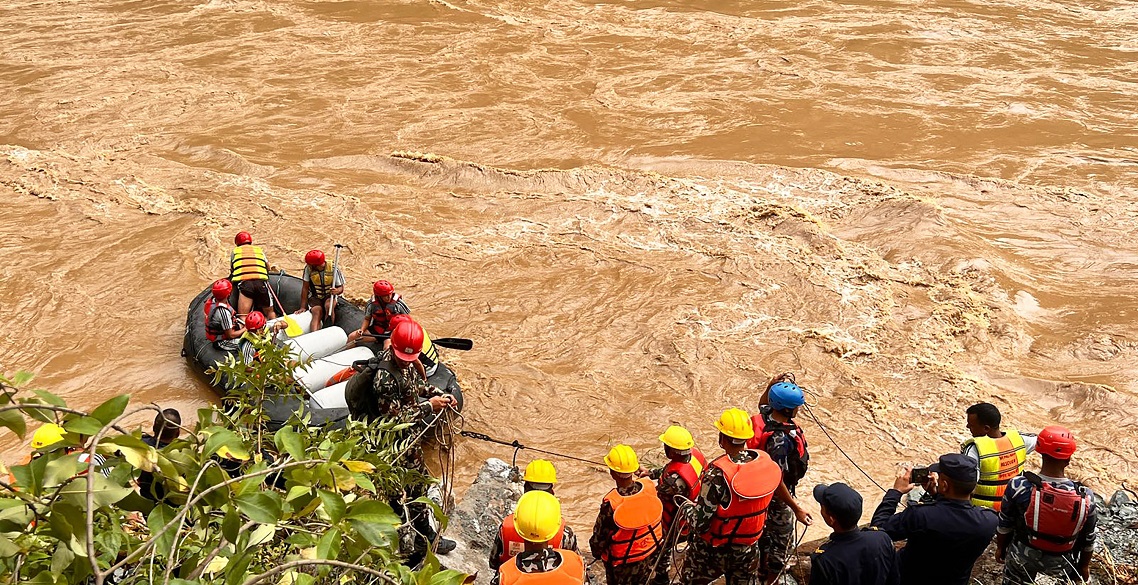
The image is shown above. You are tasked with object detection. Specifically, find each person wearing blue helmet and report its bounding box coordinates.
[749,372,811,585]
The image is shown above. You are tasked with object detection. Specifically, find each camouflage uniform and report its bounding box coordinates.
[650,466,696,585]
[754,407,807,582]
[489,524,581,573]
[681,451,762,585]
[590,483,660,585]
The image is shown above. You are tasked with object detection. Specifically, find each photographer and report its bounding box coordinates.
[870,454,997,585]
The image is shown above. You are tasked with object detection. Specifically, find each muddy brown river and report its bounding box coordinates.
[2,0,1137,540]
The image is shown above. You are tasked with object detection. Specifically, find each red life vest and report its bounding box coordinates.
[600,479,664,565]
[747,413,809,486]
[702,451,782,547]
[1022,472,1092,554]
[659,448,707,529]
[367,294,405,335]
[499,549,586,585]
[204,300,234,342]
[498,513,566,565]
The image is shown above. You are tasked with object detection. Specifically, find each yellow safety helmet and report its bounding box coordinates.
[514,490,562,543]
[524,459,558,485]
[659,425,695,451]
[604,444,640,474]
[32,423,66,449]
[715,408,755,441]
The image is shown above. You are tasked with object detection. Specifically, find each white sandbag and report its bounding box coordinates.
[267,311,314,338]
[294,347,373,392]
[285,327,348,362]
[311,381,349,410]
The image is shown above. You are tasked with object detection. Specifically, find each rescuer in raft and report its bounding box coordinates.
[591,444,665,585]
[204,279,245,351]
[295,249,344,333]
[995,425,1096,584]
[489,460,582,584]
[681,408,812,585]
[228,231,277,320]
[497,491,587,585]
[346,279,410,348]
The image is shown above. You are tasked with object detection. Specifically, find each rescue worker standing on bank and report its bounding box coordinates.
[995,425,1096,585]
[961,402,1036,511]
[296,249,344,333]
[490,460,582,583]
[750,375,811,585]
[638,425,706,585]
[228,231,277,320]
[498,491,587,585]
[347,280,410,348]
[809,482,898,585]
[682,409,812,585]
[871,454,998,585]
[590,445,665,585]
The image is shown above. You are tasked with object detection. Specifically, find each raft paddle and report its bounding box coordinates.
[329,243,343,324]
[432,337,473,351]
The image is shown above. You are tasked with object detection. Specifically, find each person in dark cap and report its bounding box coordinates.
[870,454,998,585]
[810,483,898,585]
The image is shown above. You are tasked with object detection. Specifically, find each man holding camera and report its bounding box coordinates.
[870,454,998,585]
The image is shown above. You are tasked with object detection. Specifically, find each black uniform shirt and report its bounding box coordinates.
[809,527,899,585]
[870,489,998,585]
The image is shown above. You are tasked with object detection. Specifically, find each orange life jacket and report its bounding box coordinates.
[499,549,586,585]
[498,514,566,565]
[702,451,782,547]
[600,478,664,565]
[326,366,357,388]
[660,448,707,529]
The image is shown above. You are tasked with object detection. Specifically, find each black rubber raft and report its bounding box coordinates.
[182,273,463,430]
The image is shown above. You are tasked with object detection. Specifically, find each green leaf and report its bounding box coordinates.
[222,507,241,543]
[89,394,128,425]
[50,544,75,577]
[147,504,177,557]
[428,569,470,585]
[204,429,249,461]
[63,416,105,436]
[0,409,26,440]
[11,371,34,386]
[235,492,282,525]
[317,489,346,523]
[274,427,305,461]
[225,552,254,585]
[47,501,85,545]
[350,518,396,548]
[354,472,376,494]
[346,499,400,524]
[0,533,18,557]
[11,452,49,496]
[247,523,275,546]
[58,472,132,508]
[43,454,82,488]
[316,527,341,560]
[413,496,448,533]
[32,389,66,407]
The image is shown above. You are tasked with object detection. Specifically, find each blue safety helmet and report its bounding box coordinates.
[768,382,805,411]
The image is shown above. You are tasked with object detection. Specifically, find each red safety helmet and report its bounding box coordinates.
[211,279,233,299]
[305,250,325,267]
[388,314,413,329]
[234,231,253,246]
[245,311,266,331]
[1037,425,1077,460]
[373,280,395,297]
[390,320,424,362]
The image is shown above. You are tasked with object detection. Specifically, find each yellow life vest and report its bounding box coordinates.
[308,262,337,298]
[230,245,268,281]
[963,430,1026,511]
[421,331,439,367]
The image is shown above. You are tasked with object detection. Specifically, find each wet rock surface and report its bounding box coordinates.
[442,458,524,584]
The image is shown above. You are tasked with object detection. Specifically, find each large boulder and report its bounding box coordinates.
[442,458,524,584]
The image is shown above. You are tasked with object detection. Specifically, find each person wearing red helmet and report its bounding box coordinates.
[346,279,410,347]
[228,231,277,320]
[236,310,287,365]
[995,425,1096,584]
[204,279,245,351]
[296,249,344,332]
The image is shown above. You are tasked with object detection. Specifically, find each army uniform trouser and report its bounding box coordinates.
[604,557,658,585]
[757,498,796,580]
[1002,539,1083,585]
[680,537,761,585]
[653,540,675,585]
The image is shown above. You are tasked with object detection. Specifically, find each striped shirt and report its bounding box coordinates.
[208,303,240,351]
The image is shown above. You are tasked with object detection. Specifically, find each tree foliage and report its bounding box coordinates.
[0,334,467,585]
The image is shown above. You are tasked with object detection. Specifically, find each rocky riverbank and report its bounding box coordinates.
[446,459,1138,585]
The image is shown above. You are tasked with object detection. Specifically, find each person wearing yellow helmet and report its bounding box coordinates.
[490,459,582,578]
[590,444,664,585]
[639,425,707,585]
[680,409,812,585]
[497,491,587,585]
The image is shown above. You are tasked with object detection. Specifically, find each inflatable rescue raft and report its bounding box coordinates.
[182,273,463,429]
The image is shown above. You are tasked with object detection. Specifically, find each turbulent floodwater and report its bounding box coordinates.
[2,0,1138,538]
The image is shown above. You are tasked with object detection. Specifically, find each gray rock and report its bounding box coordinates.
[442,458,524,584]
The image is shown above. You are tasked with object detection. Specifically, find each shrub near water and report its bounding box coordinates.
[0,334,467,585]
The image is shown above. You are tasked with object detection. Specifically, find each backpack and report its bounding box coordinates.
[751,413,809,486]
[1022,472,1092,554]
